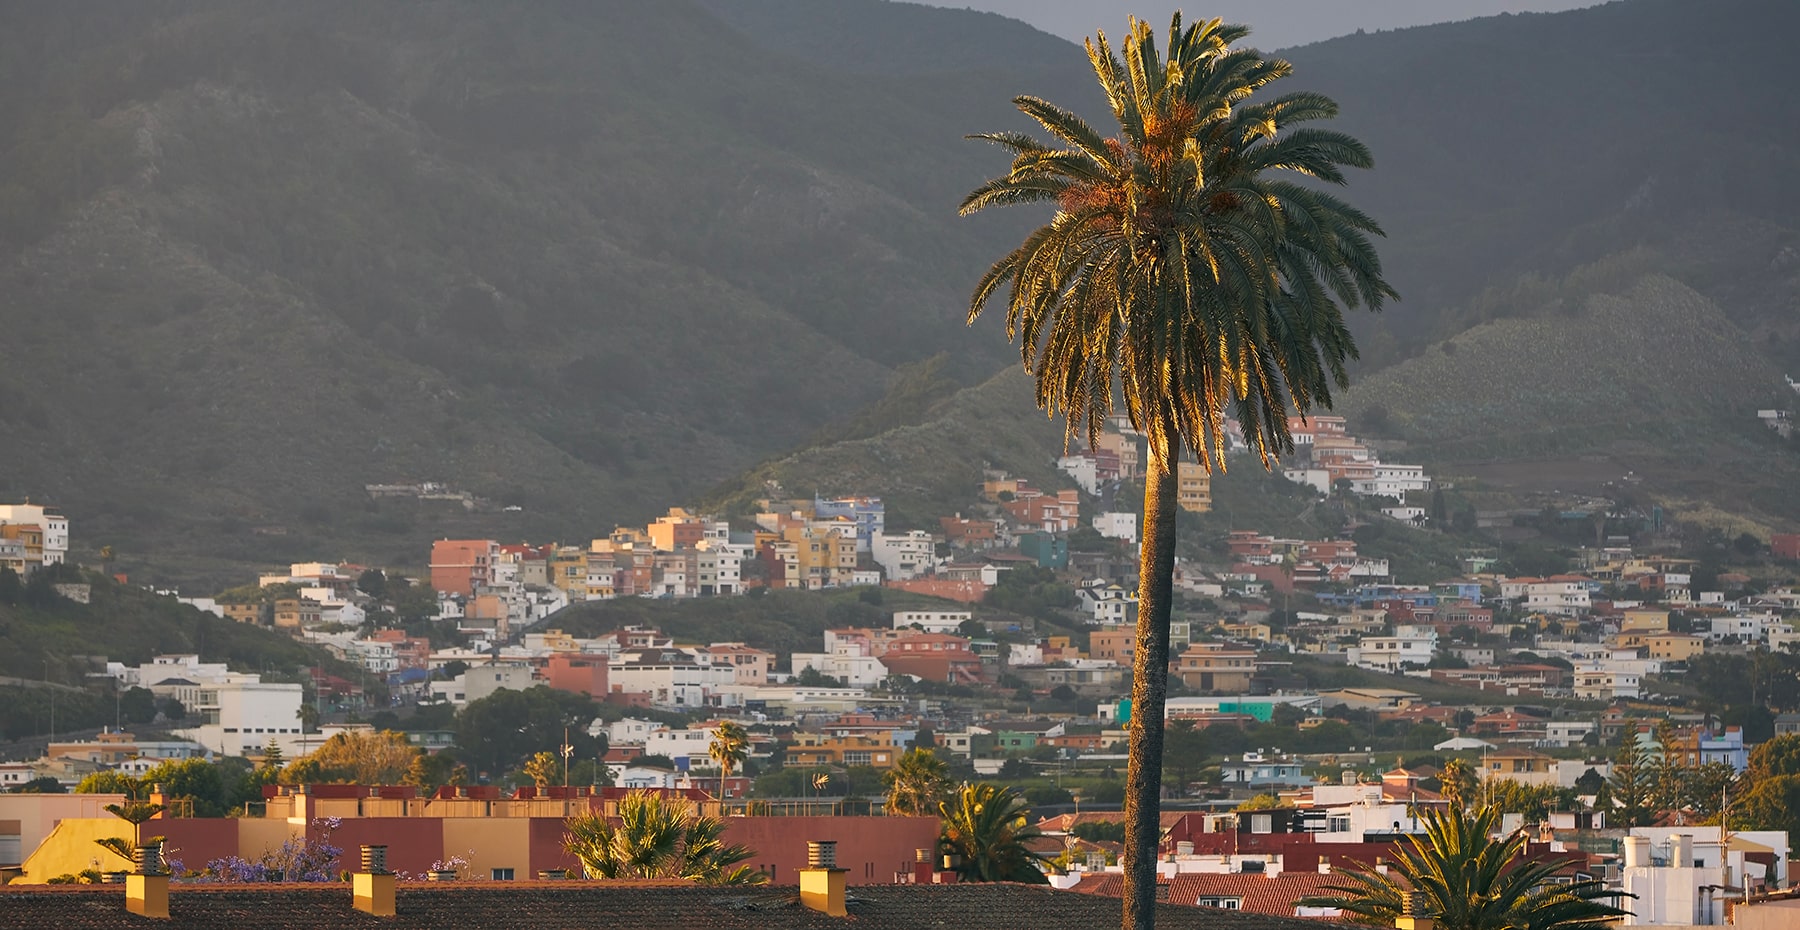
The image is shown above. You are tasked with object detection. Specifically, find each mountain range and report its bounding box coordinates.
[1,0,1797,584]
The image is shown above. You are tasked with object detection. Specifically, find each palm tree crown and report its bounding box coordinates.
[963,13,1394,468]
[708,721,750,797]
[884,747,951,817]
[563,789,765,885]
[1297,805,1631,930]
[938,782,1052,884]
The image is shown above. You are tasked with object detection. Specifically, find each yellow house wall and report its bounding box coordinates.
[15,818,132,883]
[441,817,528,880]
[237,818,302,861]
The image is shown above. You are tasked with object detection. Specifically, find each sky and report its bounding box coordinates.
[915,0,1608,50]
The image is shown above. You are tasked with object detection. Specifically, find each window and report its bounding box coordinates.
[490,868,515,881]
[1197,897,1242,909]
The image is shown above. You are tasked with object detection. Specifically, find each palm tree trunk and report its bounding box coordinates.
[1123,450,1178,930]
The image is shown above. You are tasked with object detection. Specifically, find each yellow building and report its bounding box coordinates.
[1646,633,1706,662]
[1176,461,1212,513]
[787,731,900,769]
[1620,608,1671,633]
[548,547,588,596]
[783,526,855,590]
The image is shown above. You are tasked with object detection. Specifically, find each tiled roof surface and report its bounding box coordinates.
[1072,871,1350,919]
[0,881,1348,930]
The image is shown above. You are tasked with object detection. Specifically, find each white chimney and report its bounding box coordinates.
[1672,834,1693,867]
[1624,836,1650,869]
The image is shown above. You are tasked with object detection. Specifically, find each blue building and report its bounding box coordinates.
[1017,531,1069,570]
[813,496,885,553]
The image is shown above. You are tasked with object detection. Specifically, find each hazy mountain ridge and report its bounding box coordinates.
[3,0,1800,581]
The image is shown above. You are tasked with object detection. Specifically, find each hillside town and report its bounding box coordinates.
[4,412,1800,927]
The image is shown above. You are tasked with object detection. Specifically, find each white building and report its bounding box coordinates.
[1057,454,1102,496]
[790,651,888,687]
[609,654,736,709]
[1077,581,1136,625]
[892,610,970,633]
[871,532,937,582]
[1346,627,1437,672]
[1526,581,1592,617]
[1092,512,1138,546]
[174,680,307,758]
[1618,829,1790,925]
[1352,464,1432,498]
[644,727,720,769]
[1707,613,1777,643]
[694,545,743,596]
[0,503,69,567]
[1572,666,1642,701]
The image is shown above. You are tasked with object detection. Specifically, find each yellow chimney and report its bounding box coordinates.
[1396,891,1435,930]
[798,840,848,917]
[353,845,397,918]
[126,844,169,919]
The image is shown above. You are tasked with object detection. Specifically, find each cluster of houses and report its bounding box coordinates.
[0,502,70,577]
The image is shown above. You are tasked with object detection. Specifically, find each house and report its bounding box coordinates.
[1092,512,1138,546]
[1077,580,1137,625]
[1483,748,1558,786]
[878,633,984,684]
[1177,461,1213,513]
[871,530,937,581]
[1173,643,1258,694]
[1220,757,1309,789]
[428,539,498,596]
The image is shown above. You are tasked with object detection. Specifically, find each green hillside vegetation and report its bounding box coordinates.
[1344,271,1800,528]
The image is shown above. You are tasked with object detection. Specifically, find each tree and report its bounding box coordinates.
[1607,729,1654,828]
[454,686,603,776]
[76,770,139,795]
[523,751,561,789]
[562,789,764,885]
[883,748,951,817]
[1298,805,1630,930]
[938,782,1052,884]
[138,758,229,818]
[282,730,418,785]
[1438,759,1476,809]
[961,16,1392,929]
[708,721,750,799]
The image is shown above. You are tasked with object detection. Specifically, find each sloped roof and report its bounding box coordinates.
[0,882,1339,930]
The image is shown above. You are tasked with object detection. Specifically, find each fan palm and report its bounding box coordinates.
[563,789,765,885]
[708,721,750,800]
[937,782,1051,884]
[961,14,1393,929]
[1296,805,1631,930]
[883,747,951,816]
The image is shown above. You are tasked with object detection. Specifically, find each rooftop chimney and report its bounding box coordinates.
[126,844,169,919]
[353,845,396,918]
[1395,891,1435,930]
[799,841,847,917]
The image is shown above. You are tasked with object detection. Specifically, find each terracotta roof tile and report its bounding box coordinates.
[0,881,1347,930]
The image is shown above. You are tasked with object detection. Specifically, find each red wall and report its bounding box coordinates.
[724,816,940,885]
[322,819,445,877]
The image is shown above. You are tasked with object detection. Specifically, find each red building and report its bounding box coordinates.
[878,633,984,684]
[1774,533,1800,562]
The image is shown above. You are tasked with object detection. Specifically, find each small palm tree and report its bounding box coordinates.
[938,782,1052,884]
[884,748,951,817]
[1296,805,1631,930]
[708,721,750,800]
[97,798,167,870]
[563,789,765,885]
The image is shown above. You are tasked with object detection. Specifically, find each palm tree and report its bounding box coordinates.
[1297,805,1630,930]
[708,721,750,801]
[883,747,950,816]
[937,782,1052,884]
[961,15,1393,928]
[563,789,765,885]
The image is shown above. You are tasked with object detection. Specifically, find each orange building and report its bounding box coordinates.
[429,539,498,596]
[878,633,983,684]
[543,653,609,698]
